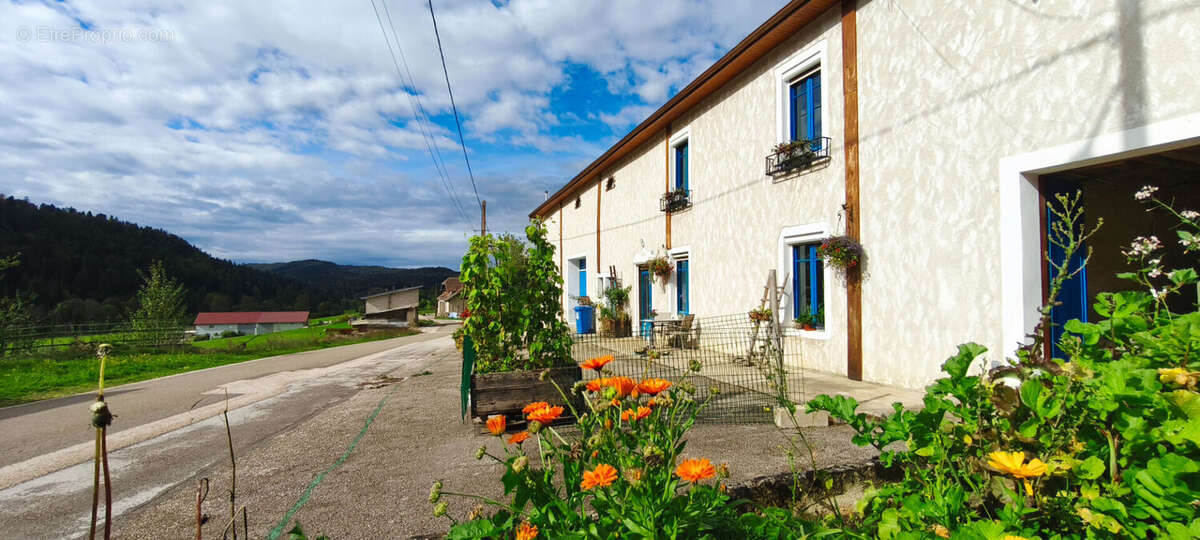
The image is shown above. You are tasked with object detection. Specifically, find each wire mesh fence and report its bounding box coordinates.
[571,312,808,423]
[0,320,188,356]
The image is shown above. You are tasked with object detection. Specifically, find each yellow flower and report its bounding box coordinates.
[999,536,1028,540]
[1158,367,1198,388]
[989,451,1046,496]
[932,524,950,538]
[987,451,1047,479]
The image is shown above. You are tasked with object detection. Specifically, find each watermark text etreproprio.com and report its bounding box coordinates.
[16,26,174,43]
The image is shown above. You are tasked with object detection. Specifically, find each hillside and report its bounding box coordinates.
[0,196,455,323]
[247,260,457,302]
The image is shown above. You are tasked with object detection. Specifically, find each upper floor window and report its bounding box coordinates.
[605,176,615,191]
[574,197,581,209]
[789,70,821,146]
[673,140,689,191]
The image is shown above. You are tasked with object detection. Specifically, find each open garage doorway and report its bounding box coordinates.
[1038,144,1200,357]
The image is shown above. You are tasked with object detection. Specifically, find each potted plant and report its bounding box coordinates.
[772,140,817,171]
[460,223,580,428]
[597,284,632,337]
[817,235,865,272]
[646,255,673,284]
[794,313,815,331]
[748,307,772,323]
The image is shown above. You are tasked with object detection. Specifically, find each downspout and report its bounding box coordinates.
[841,0,863,381]
[665,126,672,250]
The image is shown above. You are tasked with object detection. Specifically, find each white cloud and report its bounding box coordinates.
[0,0,787,267]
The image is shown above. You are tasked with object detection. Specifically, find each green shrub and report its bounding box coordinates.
[808,189,1199,539]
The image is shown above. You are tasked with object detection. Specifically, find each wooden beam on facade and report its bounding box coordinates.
[841,0,863,381]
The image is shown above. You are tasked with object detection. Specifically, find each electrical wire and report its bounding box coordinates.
[369,0,473,229]
[426,0,482,210]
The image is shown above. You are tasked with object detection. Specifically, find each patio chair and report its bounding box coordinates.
[665,314,700,349]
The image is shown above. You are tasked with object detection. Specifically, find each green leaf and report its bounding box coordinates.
[1077,456,1106,480]
[1167,390,1200,420]
[448,519,499,540]
[1169,268,1198,286]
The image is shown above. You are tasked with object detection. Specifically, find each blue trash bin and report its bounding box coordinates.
[574,305,595,334]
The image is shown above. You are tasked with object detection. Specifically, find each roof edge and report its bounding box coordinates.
[530,0,838,219]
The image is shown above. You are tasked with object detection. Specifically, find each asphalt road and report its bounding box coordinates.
[0,326,457,539]
[0,330,446,469]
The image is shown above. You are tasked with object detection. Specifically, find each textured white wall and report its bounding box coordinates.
[544,0,1200,388]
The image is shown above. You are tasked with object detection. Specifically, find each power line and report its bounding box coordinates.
[379,0,462,219]
[426,0,482,210]
[369,0,472,229]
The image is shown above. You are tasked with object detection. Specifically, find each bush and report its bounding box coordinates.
[191,333,210,342]
[219,330,242,338]
[808,189,1199,539]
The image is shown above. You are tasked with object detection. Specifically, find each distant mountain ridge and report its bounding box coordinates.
[247,259,457,299]
[0,196,457,322]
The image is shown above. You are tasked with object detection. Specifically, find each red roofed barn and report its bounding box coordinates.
[193,311,309,337]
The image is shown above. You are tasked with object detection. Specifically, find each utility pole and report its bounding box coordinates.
[480,200,487,235]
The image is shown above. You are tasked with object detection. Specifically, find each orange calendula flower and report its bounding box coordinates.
[607,377,638,398]
[486,414,506,436]
[586,378,605,392]
[522,401,549,415]
[581,355,613,372]
[675,458,716,483]
[580,463,618,490]
[516,521,538,540]
[507,431,531,445]
[621,406,652,422]
[638,378,672,395]
[527,405,564,425]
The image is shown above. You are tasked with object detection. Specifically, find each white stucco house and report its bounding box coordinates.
[532,0,1200,389]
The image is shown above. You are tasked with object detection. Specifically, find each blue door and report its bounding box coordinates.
[639,267,653,337]
[1044,178,1088,359]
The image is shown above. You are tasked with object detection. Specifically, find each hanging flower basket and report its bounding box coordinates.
[817,235,864,271]
[646,255,673,283]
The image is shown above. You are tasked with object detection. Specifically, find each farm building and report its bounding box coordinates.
[193,311,309,337]
[533,0,1200,390]
[436,277,465,318]
[357,286,420,327]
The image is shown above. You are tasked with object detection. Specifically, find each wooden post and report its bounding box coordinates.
[841,0,863,381]
[480,200,487,235]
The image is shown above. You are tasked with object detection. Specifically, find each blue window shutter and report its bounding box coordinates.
[792,245,802,319]
[676,260,689,315]
[790,72,822,146]
[675,142,688,191]
[807,244,821,317]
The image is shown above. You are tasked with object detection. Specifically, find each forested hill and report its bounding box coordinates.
[0,196,456,323]
[246,260,457,301]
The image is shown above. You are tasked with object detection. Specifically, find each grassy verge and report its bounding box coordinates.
[0,326,417,407]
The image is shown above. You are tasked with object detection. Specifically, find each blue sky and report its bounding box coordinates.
[0,0,787,268]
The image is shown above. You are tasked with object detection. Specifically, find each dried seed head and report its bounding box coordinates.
[512,455,528,474]
[433,502,448,517]
[475,445,487,460]
[428,481,443,503]
[528,420,544,434]
[468,505,484,521]
[90,400,113,428]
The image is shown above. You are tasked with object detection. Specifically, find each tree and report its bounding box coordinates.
[130,261,188,346]
[0,253,34,356]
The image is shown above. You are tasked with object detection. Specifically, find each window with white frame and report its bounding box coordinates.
[669,129,690,194]
[774,42,827,150]
[779,223,828,336]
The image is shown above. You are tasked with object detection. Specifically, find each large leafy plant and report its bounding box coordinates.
[808,188,1199,539]
[459,221,572,373]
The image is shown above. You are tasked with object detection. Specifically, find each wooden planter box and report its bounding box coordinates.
[599,317,632,338]
[470,365,583,431]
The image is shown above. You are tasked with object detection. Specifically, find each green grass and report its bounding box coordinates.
[0,326,417,407]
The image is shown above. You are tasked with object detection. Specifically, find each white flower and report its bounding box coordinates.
[1124,236,1163,257]
[1135,185,1159,200]
[1148,268,1162,278]
[1182,210,1200,220]
[1149,288,1168,300]
[1181,236,1200,251]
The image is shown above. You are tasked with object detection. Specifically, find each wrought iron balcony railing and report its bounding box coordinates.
[659,189,691,213]
[765,136,831,176]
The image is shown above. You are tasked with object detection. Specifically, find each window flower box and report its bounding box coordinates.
[765,137,831,176]
[659,189,691,213]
